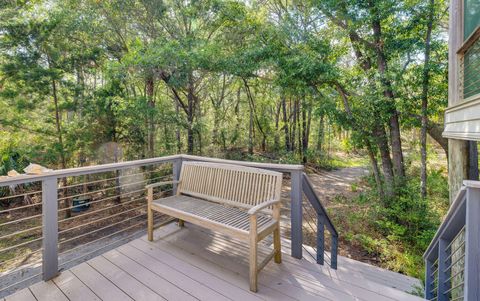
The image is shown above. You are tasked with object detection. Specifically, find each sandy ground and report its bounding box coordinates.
[307,166,369,205]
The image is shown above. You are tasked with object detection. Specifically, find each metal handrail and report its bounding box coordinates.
[0,155,180,186]
[0,154,304,187]
[302,173,338,236]
[0,154,340,301]
[0,154,315,298]
[301,172,338,269]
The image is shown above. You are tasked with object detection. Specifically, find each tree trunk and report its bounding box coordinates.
[274,102,281,151]
[243,79,267,152]
[291,98,297,152]
[52,78,71,218]
[301,97,308,163]
[374,123,395,197]
[369,5,405,180]
[233,88,241,146]
[282,95,290,151]
[213,113,220,146]
[146,75,155,158]
[317,114,325,152]
[175,100,181,153]
[420,0,435,199]
[389,113,405,179]
[248,104,254,154]
[366,141,385,202]
[306,103,312,146]
[187,76,195,154]
[197,129,203,155]
[297,99,302,157]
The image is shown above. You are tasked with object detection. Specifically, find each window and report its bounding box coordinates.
[462,39,480,99]
[460,0,480,100]
[464,0,480,40]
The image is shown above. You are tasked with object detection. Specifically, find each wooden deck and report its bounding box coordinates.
[3,223,424,301]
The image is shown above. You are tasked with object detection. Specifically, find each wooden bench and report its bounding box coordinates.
[146,161,283,292]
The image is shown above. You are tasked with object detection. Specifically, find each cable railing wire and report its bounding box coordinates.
[444,241,465,263]
[58,185,150,213]
[0,213,42,227]
[58,168,169,191]
[57,190,170,235]
[58,217,173,269]
[0,190,42,202]
[0,236,43,254]
[59,211,147,245]
[0,161,178,299]
[58,197,146,224]
[0,200,42,214]
[0,249,42,269]
[0,225,43,241]
[57,174,170,201]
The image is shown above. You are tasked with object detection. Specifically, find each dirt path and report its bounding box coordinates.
[282,166,373,265]
[307,166,369,205]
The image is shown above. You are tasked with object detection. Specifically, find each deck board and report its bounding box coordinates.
[7,222,424,301]
[51,270,100,301]
[4,288,35,301]
[69,262,133,301]
[88,256,165,301]
[102,249,197,301]
[117,244,230,301]
[154,225,416,301]
[29,279,68,301]
[130,239,269,301]
[174,226,422,301]
[150,228,339,301]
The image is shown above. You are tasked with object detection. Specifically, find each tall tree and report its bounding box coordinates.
[420,0,436,199]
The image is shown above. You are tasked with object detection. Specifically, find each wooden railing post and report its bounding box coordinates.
[437,238,449,301]
[317,214,325,265]
[173,158,182,194]
[42,177,59,280]
[465,187,480,301]
[290,170,302,259]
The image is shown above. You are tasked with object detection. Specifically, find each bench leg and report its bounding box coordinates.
[273,225,282,263]
[178,219,184,227]
[249,215,258,292]
[147,205,153,242]
[249,239,258,292]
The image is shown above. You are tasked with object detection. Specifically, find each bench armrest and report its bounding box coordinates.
[146,180,181,190]
[248,199,281,215]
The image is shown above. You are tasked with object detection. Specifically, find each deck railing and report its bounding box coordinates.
[302,173,338,269]
[0,154,337,298]
[424,181,480,301]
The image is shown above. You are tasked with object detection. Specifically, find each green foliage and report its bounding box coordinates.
[0,151,29,176]
[0,0,450,282]
[332,165,449,279]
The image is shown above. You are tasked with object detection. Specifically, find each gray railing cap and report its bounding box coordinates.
[423,185,468,259]
[0,154,304,186]
[181,155,304,171]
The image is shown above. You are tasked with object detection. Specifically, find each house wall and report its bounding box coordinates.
[447,0,467,202]
[448,140,468,200]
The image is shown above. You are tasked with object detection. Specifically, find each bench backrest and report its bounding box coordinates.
[178,161,283,211]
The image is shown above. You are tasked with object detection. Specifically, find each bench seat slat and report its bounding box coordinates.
[147,161,284,293]
[152,195,272,232]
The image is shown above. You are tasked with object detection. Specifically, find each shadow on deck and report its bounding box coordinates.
[4,222,423,301]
